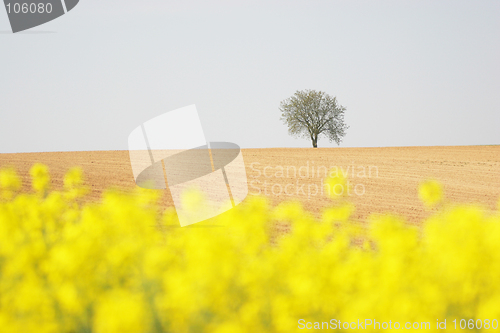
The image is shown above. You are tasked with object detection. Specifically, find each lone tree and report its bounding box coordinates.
[280,90,348,148]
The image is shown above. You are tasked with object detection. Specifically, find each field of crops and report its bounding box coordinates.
[0,145,498,224]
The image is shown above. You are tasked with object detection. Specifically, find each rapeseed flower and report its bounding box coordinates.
[30,163,50,193]
[0,165,498,332]
[0,168,21,200]
[324,170,347,200]
[419,179,443,207]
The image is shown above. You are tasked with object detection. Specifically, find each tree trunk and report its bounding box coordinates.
[312,134,318,148]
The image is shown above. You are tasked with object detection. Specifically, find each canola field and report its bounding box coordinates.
[0,163,500,332]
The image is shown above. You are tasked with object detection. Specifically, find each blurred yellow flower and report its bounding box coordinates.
[418,179,443,207]
[324,169,347,200]
[322,202,355,223]
[0,167,21,191]
[63,167,83,190]
[0,168,21,199]
[93,290,151,333]
[63,167,89,200]
[0,164,498,332]
[180,187,206,211]
[30,163,50,193]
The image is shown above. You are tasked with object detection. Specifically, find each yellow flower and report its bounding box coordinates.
[322,202,355,223]
[418,179,443,207]
[55,283,82,315]
[93,290,151,333]
[30,163,50,193]
[135,185,160,206]
[63,167,83,190]
[0,168,21,191]
[1,164,500,332]
[0,168,21,200]
[324,169,347,200]
[180,187,206,211]
[63,167,89,200]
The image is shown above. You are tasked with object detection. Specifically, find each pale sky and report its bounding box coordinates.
[0,0,499,153]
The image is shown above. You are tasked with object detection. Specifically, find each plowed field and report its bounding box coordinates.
[1,146,499,224]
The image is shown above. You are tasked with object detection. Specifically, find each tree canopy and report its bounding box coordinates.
[280,90,348,148]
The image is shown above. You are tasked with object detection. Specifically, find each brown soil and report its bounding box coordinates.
[1,146,499,224]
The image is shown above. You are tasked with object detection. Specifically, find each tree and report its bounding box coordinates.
[280,90,349,148]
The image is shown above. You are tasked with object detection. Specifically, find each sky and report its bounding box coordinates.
[0,0,499,153]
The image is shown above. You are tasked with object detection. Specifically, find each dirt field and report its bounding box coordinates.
[0,146,499,224]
